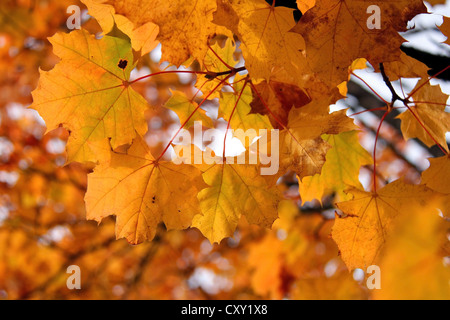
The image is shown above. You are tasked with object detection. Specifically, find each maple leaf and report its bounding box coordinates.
[278,97,357,180]
[214,0,309,82]
[81,0,159,56]
[85,136,206,244]
[250,74,312,128]
[397,80,450,152]
[333,180,441,270]
[97,0,232,66]
[373,201,450,300]
[291,0,427,87]
[299,130,372,204]
[30,29,149,163]
[193,160,281,243]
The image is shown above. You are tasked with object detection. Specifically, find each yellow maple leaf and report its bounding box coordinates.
[299,131,372,204]
[193,161,281,243]
[31,29,149,163]
[291,0,426,87]
[333,180,441,270]
[397,80,450,152]
[278,98,357,180]
[85,136,206,244]
[337,58,368,97]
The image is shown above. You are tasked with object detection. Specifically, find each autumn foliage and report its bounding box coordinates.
[0,0,449,300]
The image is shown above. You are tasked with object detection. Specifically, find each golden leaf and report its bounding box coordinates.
[31,29,149,163]
[193,161,281,243]
[85,136,205,244]
[292,0,426,87]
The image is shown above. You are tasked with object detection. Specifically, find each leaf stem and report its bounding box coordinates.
[129,66,246,85]
[351,71,389,105]
[379,63,409,106]
[373,110,389,193]
[379,63,448,154]
[349,107,388,117]
[407,65,450,99]
[207,43,234,70]
[156,74,234,162]
[129,70,207,84]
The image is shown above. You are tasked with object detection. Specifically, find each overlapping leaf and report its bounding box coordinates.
[440,16,450,46]
[193,160,281,243]
[278,98,357,180]
[296,0,316,14]
[299,131,372,203]
[250,75,312,128]
[381,52,429,81]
